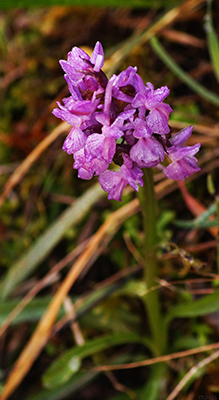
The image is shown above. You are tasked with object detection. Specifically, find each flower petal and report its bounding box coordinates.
[130,137,164,168]
[90,41,104,72]
[98,170,127,201]
[63,127,87,154]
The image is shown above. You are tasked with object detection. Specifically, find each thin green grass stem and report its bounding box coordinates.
[150,35,219,107]
[206,0,219,84]
[138,168,165,356]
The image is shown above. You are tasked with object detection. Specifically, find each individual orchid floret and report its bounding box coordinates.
[132,82,173,135]
[73,148,108,180]
[98,170,127,201]
[60,41,107,98]
[63,126,88,155]
[53,97,98,122]
[129,116,165,167]
[85,133,116,164]
[132,117,152,139]
[168,125,193,147]
[84,110,134,164]
[163,145,200,181]
[98,155,143,201]
[120,154,144,192]
[163,126,201,181]
[112,66,139,103]
[130,136,165,168]
[53,98,99,155]
[61,41,104,77]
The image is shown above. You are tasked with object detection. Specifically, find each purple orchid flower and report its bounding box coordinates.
[53,41,200,200]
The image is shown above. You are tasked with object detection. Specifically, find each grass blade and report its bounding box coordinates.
[0,297,63,326]
[205,0,219,83]
[150,35,219,107]
[166,290,219,322]
[175,203,217,229]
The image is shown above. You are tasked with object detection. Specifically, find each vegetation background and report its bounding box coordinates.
[0,0,219,399]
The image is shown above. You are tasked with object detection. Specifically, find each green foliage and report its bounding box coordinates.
[42,333,145,388]
[166,290,219,321]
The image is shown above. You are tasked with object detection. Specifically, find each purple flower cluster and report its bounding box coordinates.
[53,42,200,201]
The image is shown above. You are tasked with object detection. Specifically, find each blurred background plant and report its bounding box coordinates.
[0,0,219,399]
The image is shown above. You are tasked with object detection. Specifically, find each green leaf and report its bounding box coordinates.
[205,0,219,83]
[29,352,135,400]
[42,332,144,389]
[167,290,219,322]
[0,183,104,299]
[172,336,208,352]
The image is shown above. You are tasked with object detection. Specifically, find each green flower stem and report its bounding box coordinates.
[139,363,167,400]
[138,168,165,356]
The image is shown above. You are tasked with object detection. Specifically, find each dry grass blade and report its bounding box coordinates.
[93,341,219,372]
[166,349,219,400]
[0,198,139,400]
[0,121,69,208]
[63,297,85,346]
[160,29,205,48]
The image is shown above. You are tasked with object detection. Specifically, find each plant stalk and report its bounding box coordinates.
[138,168,165,356]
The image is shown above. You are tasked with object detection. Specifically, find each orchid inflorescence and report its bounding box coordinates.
[53,41,200,201]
